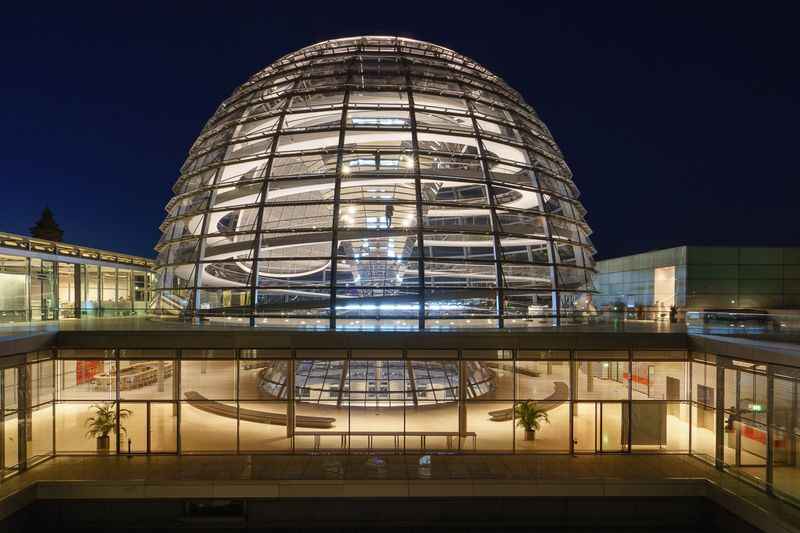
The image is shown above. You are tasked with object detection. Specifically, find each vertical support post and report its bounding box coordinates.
[51,355,55,458]
[458,358,467,448]
[586,361,593,393]
[336,360,349,408]
[0,369,4,474]
[404,69,426,330]
[115,349,121,454]
[146,401,152,454]
[791,379,798,467]
[158,361,165,393]
[715,363,725,471]
[569,352,576,455]
[26,256,31,322]
[327,79,353,331]
[286,359,295,439]
[17,364,27,471]
[114,267,119,318]
[735,369,741,466]
[626,352,633,451]
[688,353,694,455]
[175,357,181,454]
[52,261,59,320]
[74,263,81,319]
[766,365,774,493]
[235,350,240,454]
[98,264,103,318]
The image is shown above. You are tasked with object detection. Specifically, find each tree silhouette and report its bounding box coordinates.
[30,207,64,242]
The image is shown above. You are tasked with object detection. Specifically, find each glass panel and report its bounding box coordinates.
[118,361,175,400]
[467,401,512,451]
[57,360,116,401]
[150,402,178,453]
[630,361,687,401]
[180,401,237,452]
[282,109,342,131]
[516,361,570,400]
[119,403,147,453]
[277,131,340,153]
[0,254,28,322]
[515,400,569,453]
[56,402,118,453]
[692,361,716,406]
[238,401,290,452]
[575,361,629,400]
[772,432,799,502]
[180,360,236,400]
[4,413,19,472]
[27,403,53,461]
[573,402,596,453]
[600,402,625,452]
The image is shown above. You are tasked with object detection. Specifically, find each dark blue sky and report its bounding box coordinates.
[2,3,798,259]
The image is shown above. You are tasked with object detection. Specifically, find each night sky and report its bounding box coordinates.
[2,3,798,260]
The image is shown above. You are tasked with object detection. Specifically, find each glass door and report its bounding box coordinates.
[119,401,177,454]
[599,402,627,452]
[148,402,177,453]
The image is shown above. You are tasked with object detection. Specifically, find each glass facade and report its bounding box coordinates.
[0,343,797,507]
[154,36,596,328]
[596,245,800,313]
[0,232,155,322]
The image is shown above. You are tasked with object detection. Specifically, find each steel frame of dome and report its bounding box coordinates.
[154,36,596,330]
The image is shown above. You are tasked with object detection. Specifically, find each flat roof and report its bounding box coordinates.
[0,231,155,269]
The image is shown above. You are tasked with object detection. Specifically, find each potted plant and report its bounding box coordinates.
[85,403,131,452]
[515,400,550,441]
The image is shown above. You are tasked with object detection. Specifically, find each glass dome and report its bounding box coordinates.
[256,359,495,407]
[154,36,596,329]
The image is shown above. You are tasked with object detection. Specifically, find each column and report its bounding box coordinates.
[18,365,28,470]
[715,363,725,471]
[458,359,467,441]
[0,370,4,473]
[767,366,774,493]
[569,355,576,455]
[286,359,295,438]
[74,263,81,318]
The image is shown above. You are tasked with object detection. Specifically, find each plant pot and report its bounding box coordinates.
[524,430,536,441]
[96,435,110,452]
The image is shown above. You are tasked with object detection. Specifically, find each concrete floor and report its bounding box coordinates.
[2,453,799,533]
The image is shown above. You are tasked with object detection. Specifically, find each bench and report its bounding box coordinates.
[183,391,335,429]
[488,381,568,421]
[293,430,477,452]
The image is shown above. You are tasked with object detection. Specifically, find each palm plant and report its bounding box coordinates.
[515,400,550,440]
[85,403,131,450]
